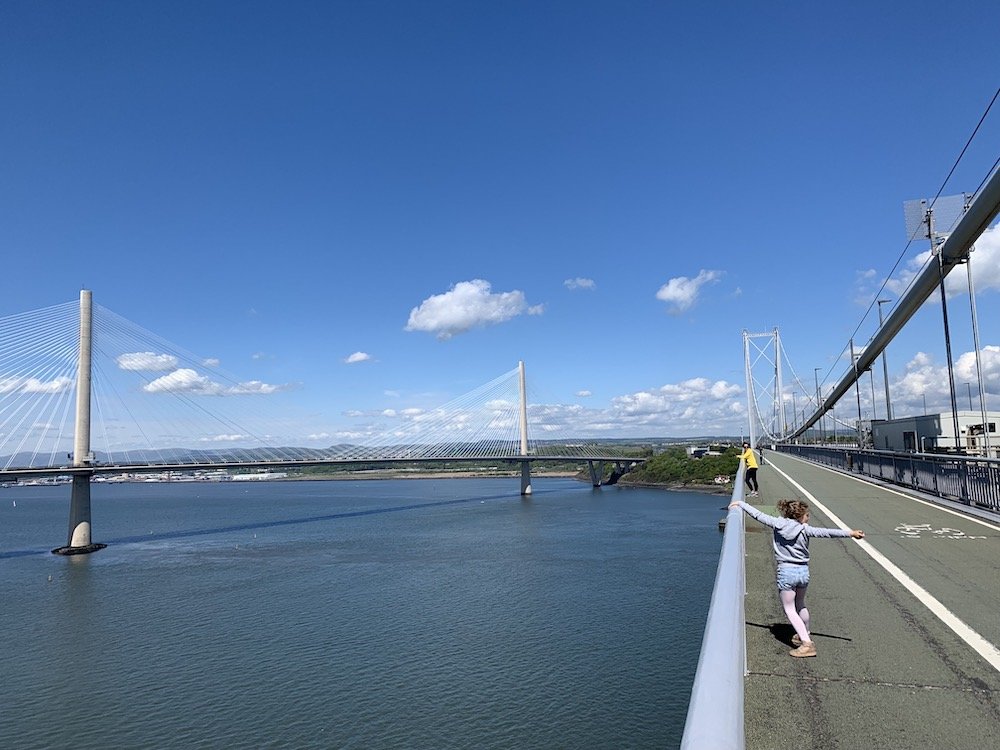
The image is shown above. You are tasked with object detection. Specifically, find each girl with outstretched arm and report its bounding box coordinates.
[729,498,864,657]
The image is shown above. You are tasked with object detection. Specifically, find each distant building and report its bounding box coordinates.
[870,411,999,457]
[686,446,723,458]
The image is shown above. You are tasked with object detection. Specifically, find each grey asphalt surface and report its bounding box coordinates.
[741,451,1000,750]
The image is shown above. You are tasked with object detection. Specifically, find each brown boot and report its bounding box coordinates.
[789,641,816,657]
[791,634,802,646]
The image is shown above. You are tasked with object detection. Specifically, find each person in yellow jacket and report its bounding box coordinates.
[740,442,759,497]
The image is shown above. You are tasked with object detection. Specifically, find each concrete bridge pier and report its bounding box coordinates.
[587,460,605,487]
[520,460,532,496]
[53,473,106,555]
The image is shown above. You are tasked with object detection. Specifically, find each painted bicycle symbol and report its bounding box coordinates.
[894,523,986,540]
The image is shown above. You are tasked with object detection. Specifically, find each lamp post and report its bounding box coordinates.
[814,367,824,445]
[927,209,962,453]
[869,368,878,420]
[965,237,991,456]
[877,299,893,420]
[850,339,863,447]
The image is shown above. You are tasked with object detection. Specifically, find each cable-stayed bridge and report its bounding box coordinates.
[0,292,641,553]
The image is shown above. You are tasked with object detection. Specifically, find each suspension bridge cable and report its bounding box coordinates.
[796,90,1000,414]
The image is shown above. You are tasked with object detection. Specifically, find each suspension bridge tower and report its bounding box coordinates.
[743,328,785,448]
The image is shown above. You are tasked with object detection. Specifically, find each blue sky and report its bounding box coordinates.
[3,1,1000,443]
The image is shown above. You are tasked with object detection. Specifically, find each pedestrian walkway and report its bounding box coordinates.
[742,450,1000,749]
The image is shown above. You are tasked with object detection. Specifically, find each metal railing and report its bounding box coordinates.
[680,464,746,750]
[777,445,1000,512]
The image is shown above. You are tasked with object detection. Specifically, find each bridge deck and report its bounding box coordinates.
[742,450,1000,749]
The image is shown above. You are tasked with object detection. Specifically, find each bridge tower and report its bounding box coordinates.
[743,328,786,447]
[53,290,106,555]
[518,360,532,495]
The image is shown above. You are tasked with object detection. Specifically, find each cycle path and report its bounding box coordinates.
[741,450,1000,749]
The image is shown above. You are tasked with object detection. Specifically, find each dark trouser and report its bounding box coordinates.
[745,467,758,492]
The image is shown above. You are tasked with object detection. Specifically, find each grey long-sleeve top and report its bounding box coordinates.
[735,500,852,566]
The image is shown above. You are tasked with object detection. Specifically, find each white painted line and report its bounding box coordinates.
[780,452,1000,532]
[767,459,1000,674]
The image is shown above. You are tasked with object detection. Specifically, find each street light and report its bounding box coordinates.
[904,197,962,450]
[814,367,824,444]
[877,299,893,421]
[869,368,877,420]
[850,339,863,446]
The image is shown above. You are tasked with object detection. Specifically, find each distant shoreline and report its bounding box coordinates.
[294,472,732,495]
[618,479,733,495]
[287,470,579,481]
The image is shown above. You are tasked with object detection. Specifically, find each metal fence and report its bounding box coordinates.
[776,445,1000,512]
[680,464,746,750]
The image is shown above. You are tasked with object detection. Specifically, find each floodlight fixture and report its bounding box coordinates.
[903,193,973,247]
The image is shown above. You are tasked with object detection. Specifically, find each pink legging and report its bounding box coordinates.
[780,587,811,643]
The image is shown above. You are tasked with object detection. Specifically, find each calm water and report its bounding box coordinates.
[1,478,723,749]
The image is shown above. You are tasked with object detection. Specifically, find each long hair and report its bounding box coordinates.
[777,498,809,521]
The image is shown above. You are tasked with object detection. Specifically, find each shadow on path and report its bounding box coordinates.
[747,620,853,646]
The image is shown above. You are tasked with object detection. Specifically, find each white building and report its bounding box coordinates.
[870,411,999,456]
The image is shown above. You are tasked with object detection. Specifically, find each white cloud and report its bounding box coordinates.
[516,376,745,436]
[655,270,721,314]
[227,380,284,395]
[969,226,1000,292]
[202,358,220,367]
[117,352,179,372]
[198,434,249,442]
[338,374,752,438]
[564,277,596,291]
[0,376,75,394]
[607,377,743,431]
[307,433,331,441]
[344,352,372,364]
[144,369,217,394]
[887,346,1000,415]
[22,376,75,394]
[955,346,1000,389]
[405,279,539,340]
[142,368,287,396]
